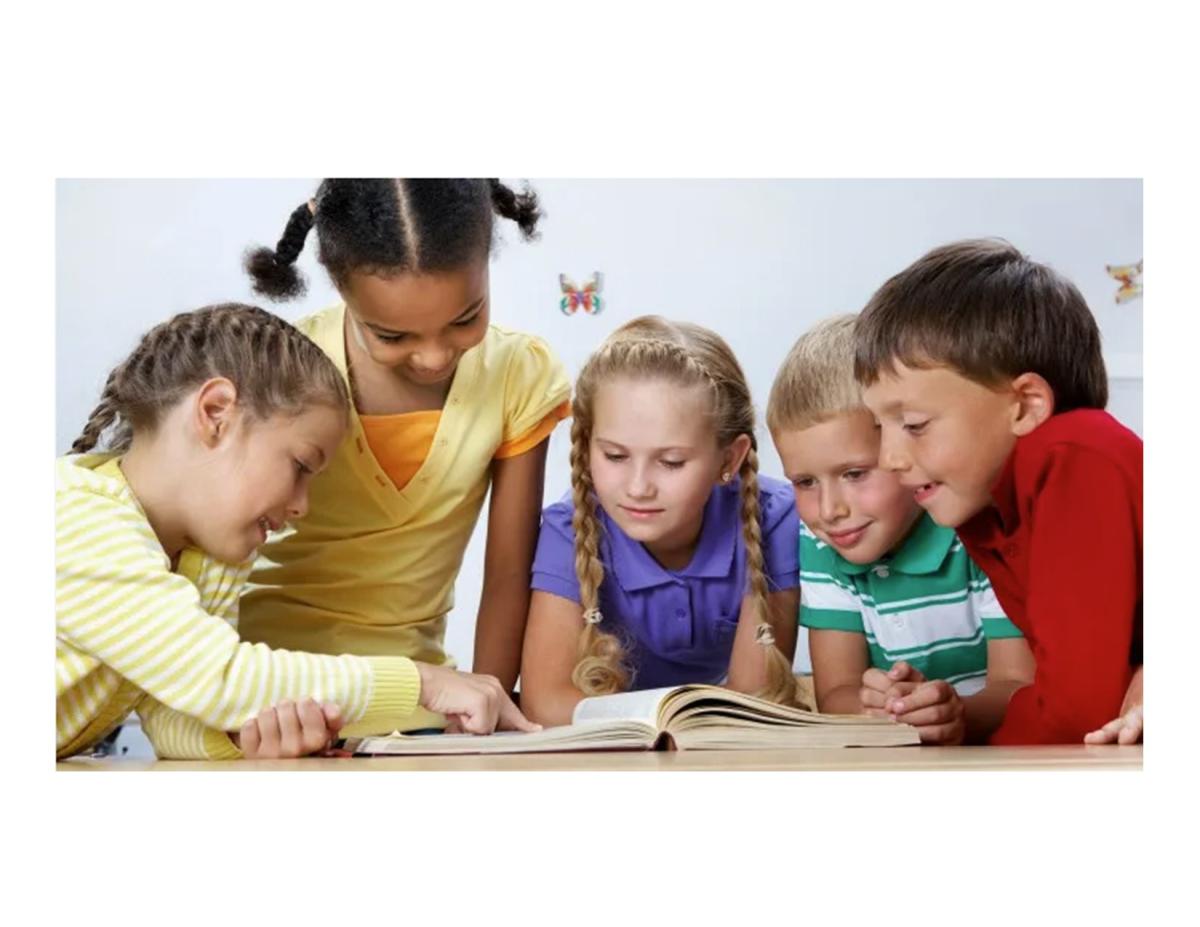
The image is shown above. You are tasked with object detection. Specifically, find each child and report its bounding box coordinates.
[57,304,536,761]
[854,239,1143,745]
[767,315,1034,744]
[241,180,570,731]
[519,316,802,727]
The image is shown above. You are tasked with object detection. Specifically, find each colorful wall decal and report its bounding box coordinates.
[559,272,604,315]
[1106,259,1143,304]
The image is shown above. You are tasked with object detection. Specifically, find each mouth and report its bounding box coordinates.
[255,516,283,544]
[910,482,941,504]
[825,524,871,549]
[409,363,457,384]
[620,505,665,521]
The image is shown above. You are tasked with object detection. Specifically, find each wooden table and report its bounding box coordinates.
[57,744,1141,771]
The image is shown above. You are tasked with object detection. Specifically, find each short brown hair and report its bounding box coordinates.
[854,239,1108,412]
[767,314,861,435]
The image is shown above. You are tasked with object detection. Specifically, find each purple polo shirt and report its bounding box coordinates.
[531,475,800,689]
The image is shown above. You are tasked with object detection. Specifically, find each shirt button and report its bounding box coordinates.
[675,608,686,619]
[874,565,890,578]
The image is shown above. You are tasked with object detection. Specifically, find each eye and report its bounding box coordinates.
[452,311,482,328]
[902,420,929,435]
[603,452,627,463]
[375,331,407,344]
[294,459,312,476]
[792,477,816,490]
[843,468,868,481]
[660,459,685,471]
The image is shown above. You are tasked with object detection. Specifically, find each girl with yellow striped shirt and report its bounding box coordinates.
[56,304,537,760]
[240,180,571,729]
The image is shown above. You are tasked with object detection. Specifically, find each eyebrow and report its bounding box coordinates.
[594,437,695,454]
[365,298,486,337]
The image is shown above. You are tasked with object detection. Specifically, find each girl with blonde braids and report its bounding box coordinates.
[520,317,805,727]
[56,304,537,761]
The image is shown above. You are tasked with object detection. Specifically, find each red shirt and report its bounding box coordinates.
[958,409,1142,745]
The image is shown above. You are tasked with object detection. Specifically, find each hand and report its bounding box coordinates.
[860,661,926,718]
[416,663,542,735]
[234,698,344,759]
[886,679,965,745]
[1084,666,1143,744]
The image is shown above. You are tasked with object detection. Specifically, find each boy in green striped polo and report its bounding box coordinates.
[767,315,1034,744]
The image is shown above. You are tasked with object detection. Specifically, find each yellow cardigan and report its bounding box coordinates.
[55,456,421,759]
[240,305,570,726]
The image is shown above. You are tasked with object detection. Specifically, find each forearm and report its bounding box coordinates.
[961,680,1028,744]
[520,681,585,728]
[816,683,865,715]
[473,574,532,693]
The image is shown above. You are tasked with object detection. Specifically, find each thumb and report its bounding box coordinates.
[888,661,911,680]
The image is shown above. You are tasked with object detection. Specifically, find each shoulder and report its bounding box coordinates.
[485,325,566,379]
[56,456,163,563]
[293,303,344,349]
[56,454,135,509]
[756,474,799,534]
[1018,409,1142,475]
[539,493,577,543]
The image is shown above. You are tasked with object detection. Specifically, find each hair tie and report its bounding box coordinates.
[754,623,776,647]
[583,608,603,626]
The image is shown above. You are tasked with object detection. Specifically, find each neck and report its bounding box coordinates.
[119,437,190,564]
[642,506,706,572]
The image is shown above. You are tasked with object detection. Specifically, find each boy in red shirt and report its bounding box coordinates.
[853,239,1143,745]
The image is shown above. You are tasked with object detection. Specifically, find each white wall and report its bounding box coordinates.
[56,179,1143,674]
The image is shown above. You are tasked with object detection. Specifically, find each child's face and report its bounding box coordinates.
[191,403,346,564]
[341,259,490,389]
[861,362,1019,528]
[773,409,921,564]
[588,377,736,562]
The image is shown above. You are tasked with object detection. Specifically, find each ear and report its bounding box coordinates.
[1009,372,1055,437]
[192,377,240,447]
[718,433,753,484]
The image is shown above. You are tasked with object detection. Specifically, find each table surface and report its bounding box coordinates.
[57,744,1142,772]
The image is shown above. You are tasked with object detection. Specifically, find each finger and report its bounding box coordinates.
[915,721,965,745]
[859,684,890,709]
[1118,707,1143,744]
[882,681,920,702]
[1083,715,1126,744]
[276,700,304,757]
[888,661,916,682]
[893,701,958,727]
[861,668,893,693]
[239,719,261,758]
[863,707,891,719]
[297,698,330,754]
[320,701,345,737]
[887,680,953,715]
[256,706,282,758]
[497,695,542,733]
[443,717,465,735]
[458,686,498,735]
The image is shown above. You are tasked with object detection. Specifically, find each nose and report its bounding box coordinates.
[627,462,655,500]
[819,484,849,524]
[878,426,911,473]
[413,343,454,374]
[287,483,310,520]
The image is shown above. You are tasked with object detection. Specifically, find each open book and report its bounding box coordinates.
[344,685,919,755]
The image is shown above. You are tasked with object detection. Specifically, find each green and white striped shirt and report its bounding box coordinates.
[799,514,1021,695]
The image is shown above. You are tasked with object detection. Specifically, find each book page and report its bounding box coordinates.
[572,687,677,727]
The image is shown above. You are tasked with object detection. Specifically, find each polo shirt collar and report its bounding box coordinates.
[602,482,739,592]
[826,512,956,576]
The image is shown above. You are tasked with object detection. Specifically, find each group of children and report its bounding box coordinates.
[55,179,1144,761]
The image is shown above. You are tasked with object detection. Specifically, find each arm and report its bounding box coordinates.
[961,637,1036,743]
[990,449,1139,744]
[519,590,588,727]
[473,440,550,694]
[726,588,799,694]
[808,628,872,714]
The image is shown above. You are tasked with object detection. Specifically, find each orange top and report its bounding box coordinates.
[360,400,570,491]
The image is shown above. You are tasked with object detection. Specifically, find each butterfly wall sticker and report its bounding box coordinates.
[1105,259,1143,304]
[559,272,603,315]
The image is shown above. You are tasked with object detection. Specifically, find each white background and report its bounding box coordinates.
[57,178,1143,673]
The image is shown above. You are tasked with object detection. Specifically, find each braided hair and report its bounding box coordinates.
[244,179,542,299]
[568,316,802,706]
[72,303,349,454]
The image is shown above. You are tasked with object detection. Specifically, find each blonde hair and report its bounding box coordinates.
[569,316,800,706]
[766,314,862,435]
[72,303,350,454]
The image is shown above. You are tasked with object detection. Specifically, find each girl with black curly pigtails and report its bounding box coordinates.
[240,180,570,732]
[519,317,807,727]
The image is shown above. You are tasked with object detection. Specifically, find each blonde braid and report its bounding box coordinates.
[568,413,630,695]
[738,447,804,707]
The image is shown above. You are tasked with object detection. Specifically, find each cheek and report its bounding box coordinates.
[854,474,909,519]
[792,490,820,526]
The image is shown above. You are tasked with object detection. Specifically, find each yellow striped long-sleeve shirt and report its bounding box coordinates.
[55,454,422,760]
